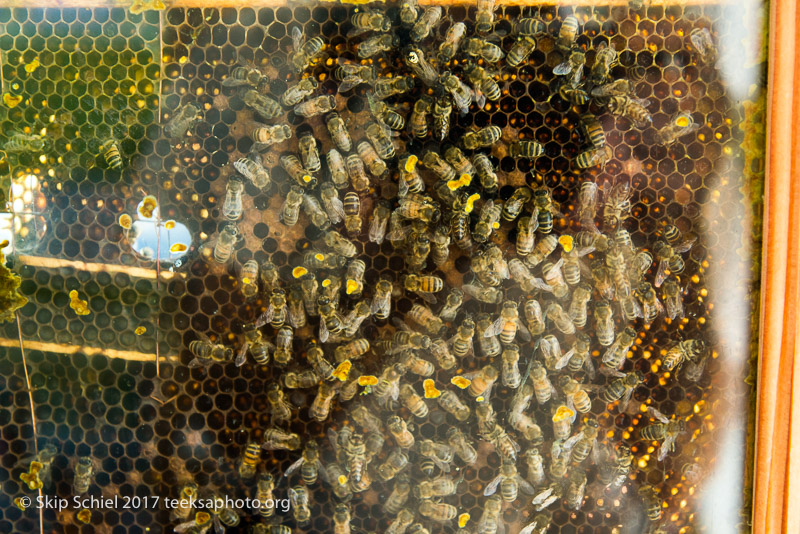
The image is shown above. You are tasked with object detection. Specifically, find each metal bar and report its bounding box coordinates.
[0,337,163,362]
[15,255,184,279]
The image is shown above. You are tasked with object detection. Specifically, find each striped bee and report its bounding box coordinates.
[104,142,123,170]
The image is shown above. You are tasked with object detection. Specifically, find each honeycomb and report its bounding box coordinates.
[0,3,762,534]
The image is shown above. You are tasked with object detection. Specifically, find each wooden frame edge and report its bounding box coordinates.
[753,0,799,532]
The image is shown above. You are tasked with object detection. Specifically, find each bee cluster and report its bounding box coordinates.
[159,2,723,534]
[0,2,748,534]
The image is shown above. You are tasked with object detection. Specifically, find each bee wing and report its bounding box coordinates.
[518,475,536,496]
[346,26,369,38]
[654,259,669,288]
[235,343,249,367]
[553,60,573,75]
[479,199,495,219]
[188,358,206,368]
[531,278,554,292]
[414,290,438,305]
[369,216,388,243]
[174,520,201,533]
[485,316,505,337]
[326,428,339,450]
[284,457,305,478]
[213,516,225,534]
[337,76,365,94]
[619,387,634,412]
[197,331,212,343]
[673,236,697,254]
[319,320,330,343]
[555,348,575,370]
[483,474,503,496]
[562,433,581,452]
[583,355,596,380]
[328,197,346,224]
[474,89,486,109]
[531,486,554,507]
[432,456,452,473]
[370,297,389,316]
[288,487,299,505]
[291,26,303,50]
[392,317,413,331]
[516,320,532,341]
[657,435,676,462]
[647,406,670,424]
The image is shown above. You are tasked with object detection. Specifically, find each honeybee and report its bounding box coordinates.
[602,326,637,370]
[514,18,547,36]
[558,84,590,105]
[103,141,123,170]
[253,473,275,519]
[464,64,501,109]
[401,47,437,88]
[235,440,261,481]
[343,192,362,237]
[590,42,617,84]
[252,124,292,148]
[285,441,327,485]
[689,27,717,64]
[188,337,234,367]
[212,222,238,264]
[419,439,455,474]
[602,370,644,412]
[663,339,706,371]
[174,511,211,532]
[440,72,474,114]
[71,457,93,495]
[554,50,585,88]
[321,114,353,154]
[397,383,427,419]
[264,382,293,425]
[463,282,503,304]
[364,123,394,161]
[436,22,467,64]
[333,504,351,534]
[348,9,390,37]
[485,459,535,502]
[530,361,554,404]
[443,427,476,465]
[377,449,409,482]
[466,364,499,399]
[290,26,325,73]
[302,194,330,230]
[244,90,282,120]
[590,78,633,99]
[636,282,664,324]
[556,15,579,51]
[653,239,694,287]
[656,112,699,146]
[408,97,433,139]
[383,476,412,515]
[447,316,475,357]
[607,95,652,126]
[164,102,202,140]
[564,470,587,511]
[289,486,311,527]
[507,36,537,67]
[283,368,320,390]
[262,427,301,451]
[419,500,457,522]
[403,274,443,304]
[463,39,505,65]
[481,421,520,461]
[568,283,592,328]
[298,134,321,174]
[476,495,503,534]
[220,177,244,221]
[295,95,337,118]
[523,449,546,488]
[234,155,270,190]
[411,6,442,42]
[546,300,575,333]
[223,64,265,88]
[438,390,471,423]
[510,140,544,159]
[326,149,349,190]
[560,376,592,414]
[364,279,391,321]
[333,61,376,99]
[475,313,501,358]
[400,0,419,25]
[281,155,316,189]
[603,179,633,230]
[639,485,663,522]
[463,125,502,151]
[522,299,545,335]
[421,151,456,183]
[432,96,453,141]
[373,76,414,100]
[281,76,318,107]
[358,33,395,59]
[661,279,685,320]
[471,200,501,243]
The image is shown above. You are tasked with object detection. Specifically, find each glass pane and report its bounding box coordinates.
[0,2,764,534]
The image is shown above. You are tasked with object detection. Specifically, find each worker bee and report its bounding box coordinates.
[653,239,694,287]
[357,33,395,59]
[368,278,392,320]
[560,376,592,413]
[265,383,293,426]
[419,439,455,474]
[368,96,406,132]
[234,155,270,190]
[564,470,587,511]
[409,97,433,139]
[419,499,457,522]
[464,66,500,112]
[373,76,414,100]
[445,146,476,181]
[689,27,717,64]
[500,344,522,388]
[440,72,474,114]
[472,200,501,243]
[221,177,244,221]
[322,113,353,153]
[377,449,409,482]
[602,326,637,370]
[290,26,325,73]
[642,407,686,461]
[281,76,318,107]
[386,415,415,449]
[663,339,706,371]
[463,125,502,150]
[481,420,521,461]
[432,96,453,141]
[309,380,340,422]
[554,50,585,88]
[365,122,396,161]
[436,22,467,64]
[662,279,685,320]
[566,284,591,329]
[514,18,547,36]
[103,141,123,170]
[188,336,234,367]
[333,504,351,534]
[335,60,376,95]
[433,289,461,323]
[262,427,301,451]
[444,427,477,465]
[237,440,261,480]
[636,282,664,324]
[281,154,316,189]
[463,282,503,304]
[522,299,545,336]
[590,78,633,99]
[72,457,93,495]
[530,360,554,404]
[485,459,535,502]
[421,151,456,182]
[397,194,441,224]
[285,441,327,485]
[212,222,238,264]
[510,140,544,159]
[603,370,644,411]
[298,134,322,174]
[463,38,505,65]
[251,124,292,148]
[411,6,442,42]
[603,178,633,230]
[556,15,579,51]
[500,187,532,222]
[466,364,499,399]
[244,90,282,121]
[302,194,330,230]
[289,486,311,527]
[325,150,348,190]
[656,112,699,146]
[348,9,391,37]
[448,316,475,357]
[607,95,652,126]
[639,484,664,521]
[398,383,428,419]
[164,102,202,140]
[475,313,502,358]
[522,449,546,488]
[476,495,503,533]
[295,95,337,118]
[486,301,531,344]
[384,475,412,514]
[400,0,419,24]
[223,64,265,88]
[355,142,385,180]
[436,389,469,422]
[343,192,362,237]
[507,35,537,67]
[590,42,617,84]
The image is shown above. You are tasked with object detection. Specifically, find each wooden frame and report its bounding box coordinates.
[753,0,800,532]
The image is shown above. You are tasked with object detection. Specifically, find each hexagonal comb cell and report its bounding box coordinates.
[0,4,761,534]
